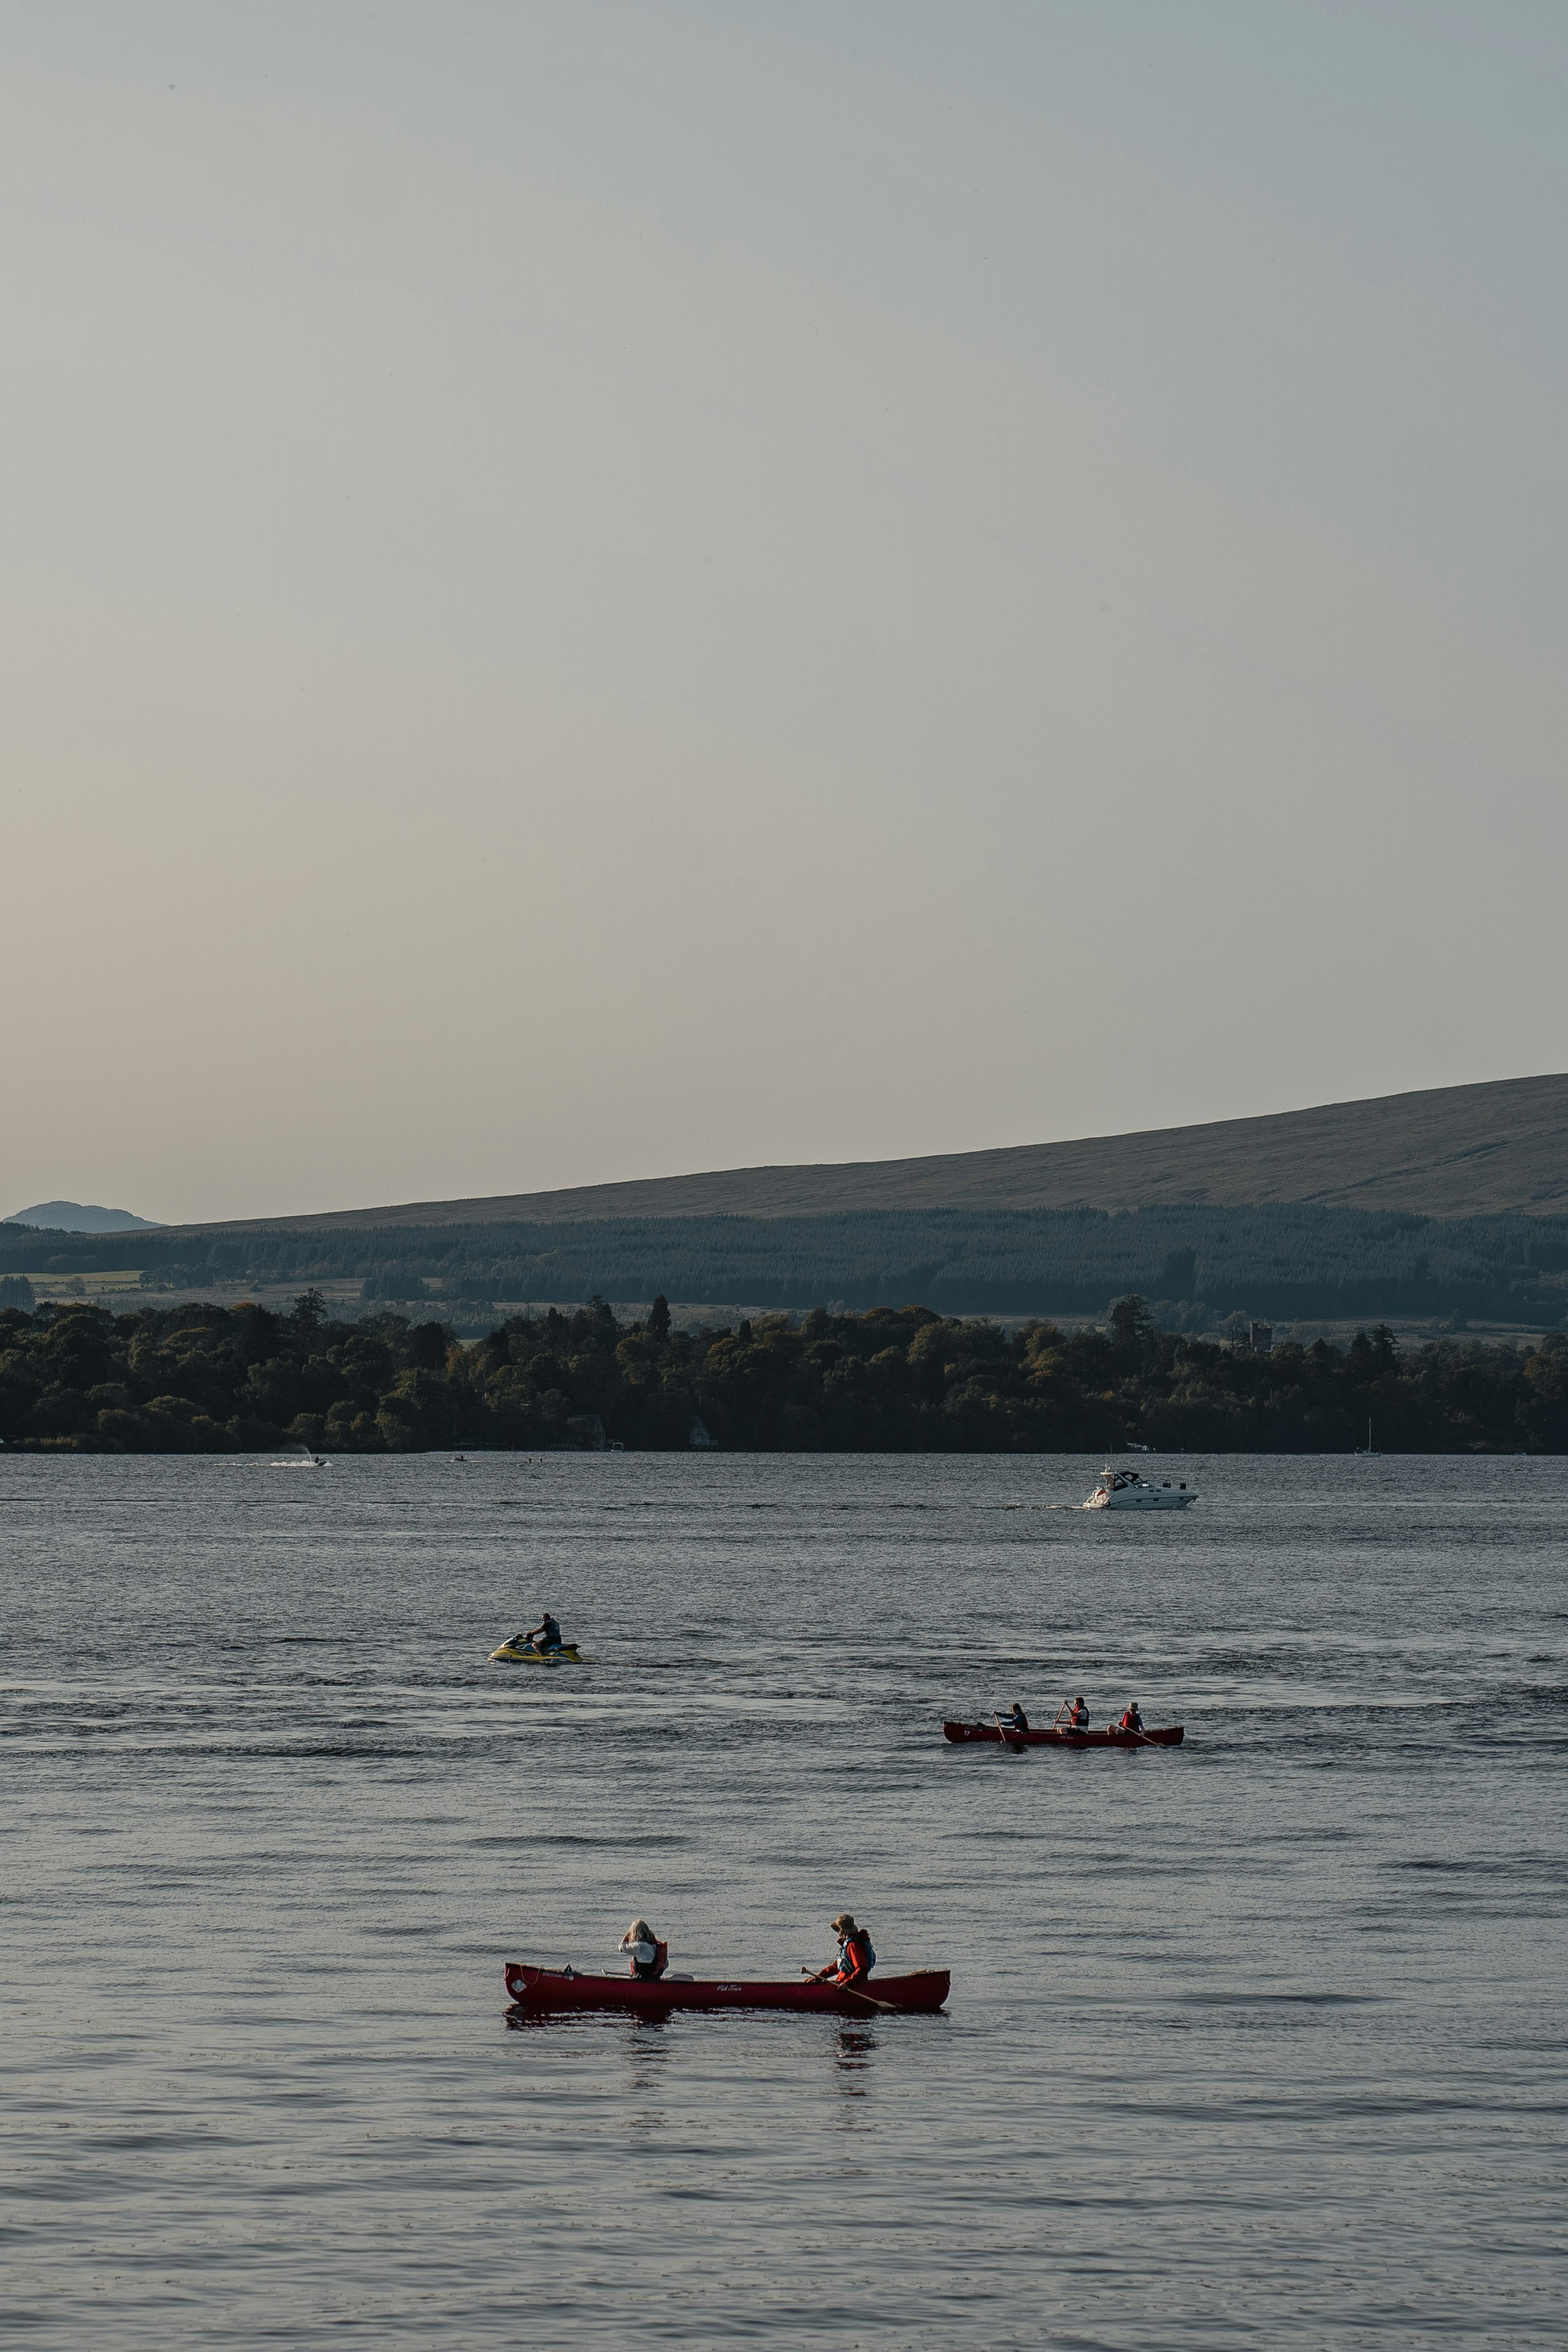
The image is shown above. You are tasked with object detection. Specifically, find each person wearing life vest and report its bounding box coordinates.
[1064,1694,1090,1734]
[1118,1702,1143,1733]
[618,1919,669,1980]
[813,1913,875,1987]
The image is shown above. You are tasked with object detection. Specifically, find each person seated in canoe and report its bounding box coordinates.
[618,1919,668,1980]
[998,1701,1029,1735]
[811,1913,875,1987]
[517,1611,565,1654]
[1117,1701,1143,1733]
[1060,1694,1091,1734]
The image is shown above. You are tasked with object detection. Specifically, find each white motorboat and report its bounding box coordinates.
[1081,1465,1196,1510]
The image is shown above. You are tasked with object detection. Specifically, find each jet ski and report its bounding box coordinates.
[488,1640,587,1664]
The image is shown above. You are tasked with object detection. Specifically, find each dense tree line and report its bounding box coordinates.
[6,1201,1568,1325]
[3,1293,1567,1455]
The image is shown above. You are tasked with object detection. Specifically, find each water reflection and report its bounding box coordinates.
[624,2014,671,2096]
[833,2023,877,2096]
[503,2004,555,2035]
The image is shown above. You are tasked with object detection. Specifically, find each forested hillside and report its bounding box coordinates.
[7,1202,1567,1326]
[4,1295,1567,1455]
[10,1076,1566,1325]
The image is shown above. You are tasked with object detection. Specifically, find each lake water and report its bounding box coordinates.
[2,1451,1565,2348]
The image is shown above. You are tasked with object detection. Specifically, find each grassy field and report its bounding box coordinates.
[14,1270,144,1296]
[12,1273,363,1308]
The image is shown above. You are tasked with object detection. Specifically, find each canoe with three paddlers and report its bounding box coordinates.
[504,1961,950,2015]
[943,1719,1184,1748]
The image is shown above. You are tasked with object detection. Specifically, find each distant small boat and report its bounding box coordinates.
[1081,1465,1195,1509]
[272,1442,328,1468]
[943,1719,1184,1748]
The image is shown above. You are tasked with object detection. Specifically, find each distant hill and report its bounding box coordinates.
[4,1201,163,1234]
[191,1071,1568,1232]
[6,1080,1567,1328]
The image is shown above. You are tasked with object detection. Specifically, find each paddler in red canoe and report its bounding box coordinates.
[810,1913,876,1989]
[618,1919,669,1980]
[1117,1702,1144,1732]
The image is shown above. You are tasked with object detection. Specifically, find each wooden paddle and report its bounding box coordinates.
[837,1983,899,2017]
[800,1966,898,2016]
[993,1711,1027,1753]
[1109,1716,1156,1745]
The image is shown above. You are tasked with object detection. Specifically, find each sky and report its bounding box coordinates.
[4,0,1567,1224]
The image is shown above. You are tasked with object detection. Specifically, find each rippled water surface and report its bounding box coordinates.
[3,1451,1566,2347]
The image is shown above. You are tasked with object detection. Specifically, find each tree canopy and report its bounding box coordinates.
[2,1293,1566,1455]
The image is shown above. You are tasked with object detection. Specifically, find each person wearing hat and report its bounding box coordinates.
[812,1913,875,1988]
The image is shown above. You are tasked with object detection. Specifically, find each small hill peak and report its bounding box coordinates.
[4,1201,163,1234]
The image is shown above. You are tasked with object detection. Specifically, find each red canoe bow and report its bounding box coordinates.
[942,1720,1184,1748]
[504,1963,950,2015]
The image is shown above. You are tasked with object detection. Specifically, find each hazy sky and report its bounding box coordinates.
[4,1,1567,1223]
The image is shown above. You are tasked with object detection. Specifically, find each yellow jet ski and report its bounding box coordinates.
[488,1640,588,1664]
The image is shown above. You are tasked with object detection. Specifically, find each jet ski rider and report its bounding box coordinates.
[519,1611,565,1654]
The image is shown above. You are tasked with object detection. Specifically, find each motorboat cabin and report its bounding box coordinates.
[1081,1466,1196,1510]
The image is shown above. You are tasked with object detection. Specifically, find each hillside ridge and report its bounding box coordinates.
[182,1071,1568,1234]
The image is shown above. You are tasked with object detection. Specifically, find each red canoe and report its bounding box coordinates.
[504,1962,950,2015]
[943,1719,1184,1748]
